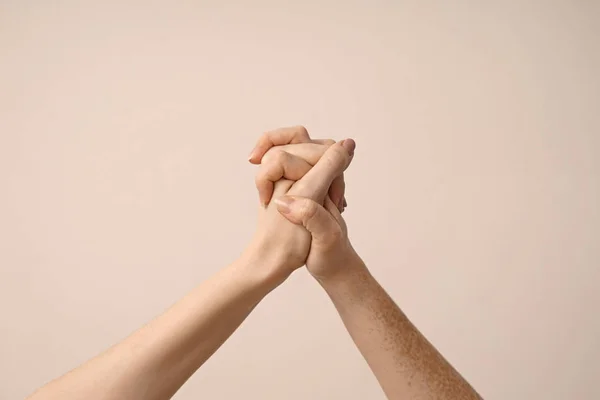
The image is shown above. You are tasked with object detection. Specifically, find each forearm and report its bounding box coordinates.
[319,255,481,400]
[28,248,283,400]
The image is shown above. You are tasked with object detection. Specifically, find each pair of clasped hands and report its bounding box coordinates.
[25,125,482,400]
[247,125,358,284]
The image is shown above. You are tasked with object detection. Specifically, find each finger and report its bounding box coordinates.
[257,142,344,206]
[323,194,346,227]
[281,140,345,210]
[262,143,328,166]
[272,143,347,211]
[272,178,294,198]
[248,126,311,164]
[289,139,356,203]
[257,143,327,206]
[328,174,346,212]
[323,195,348,232]
[273,195,343,248]
[255,151,313,206]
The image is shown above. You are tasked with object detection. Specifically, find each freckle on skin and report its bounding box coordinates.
[332,265,481,399]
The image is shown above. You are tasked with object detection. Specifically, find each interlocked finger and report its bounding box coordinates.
[248,126,312,164]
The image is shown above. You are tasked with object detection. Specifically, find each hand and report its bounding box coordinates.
[270,142,359,281]
[246,129,355,283]
[248,126,348,212]
[273,184,359,281]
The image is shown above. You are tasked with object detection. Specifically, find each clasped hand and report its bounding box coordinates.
[245,126,359,283]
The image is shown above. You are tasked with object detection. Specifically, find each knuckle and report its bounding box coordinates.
[262,147,283,164]
[295,125,309,137]
[273,149,289,164]
[298,199,318,220]
[256,160,283,182]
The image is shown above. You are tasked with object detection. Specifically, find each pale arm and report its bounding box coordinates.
[27,129,352,400]
[27,247,284,400]
[319,255,482,400]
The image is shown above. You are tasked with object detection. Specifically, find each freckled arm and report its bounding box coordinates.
[317,256,482,400]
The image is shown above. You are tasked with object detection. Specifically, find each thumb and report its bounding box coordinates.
[273,195,341,246]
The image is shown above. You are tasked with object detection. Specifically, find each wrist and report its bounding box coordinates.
[316,255,376,306]
[313,247,369,287]
[237,240,293,291]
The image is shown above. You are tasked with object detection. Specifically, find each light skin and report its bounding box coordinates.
[27,126,481,400]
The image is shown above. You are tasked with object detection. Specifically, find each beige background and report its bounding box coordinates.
[1,1,599,399]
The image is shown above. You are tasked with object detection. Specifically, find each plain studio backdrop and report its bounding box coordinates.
[1,1,599,399]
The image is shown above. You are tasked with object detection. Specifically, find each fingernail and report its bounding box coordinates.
[248,151,255,162]
[273,196,294,214]
[341,139,356,156]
